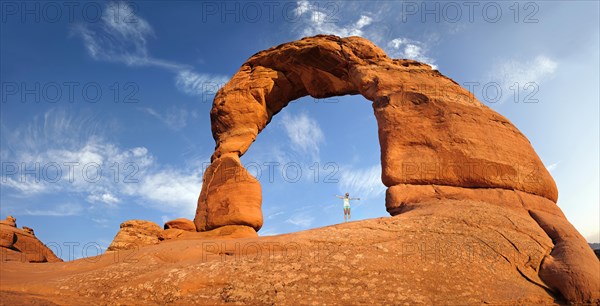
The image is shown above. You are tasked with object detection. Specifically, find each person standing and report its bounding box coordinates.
[336,193,360,222]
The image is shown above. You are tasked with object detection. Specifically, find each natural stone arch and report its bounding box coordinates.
[193,35,598,303]
[195,34,557,232]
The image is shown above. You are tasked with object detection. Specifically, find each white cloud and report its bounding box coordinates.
[293,0,311,16]
[123,168,201,216]
[1,177,56,194]
[259,227,281,236]
[294,1,372,37]
[280,112,324,160]
[141,106,198,131]
[72,3,155,67]
[355,15,372,29]
[102,2,153,54]
[285,212,315,228]
[175,70,229,97]
[546,161,560,173]
[71,1,227,96]
[1,110,202,218]
[1,109,100,155]
[266,211,284,220]
[489,55,558,103]
[386,38,437,69]
[87,192,120,206]
[292,1,438,69]
[23,203,84,217]
[495,55,558,85]
[338,164,385,202]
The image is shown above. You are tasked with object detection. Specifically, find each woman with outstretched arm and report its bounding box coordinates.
[336,192,360,222]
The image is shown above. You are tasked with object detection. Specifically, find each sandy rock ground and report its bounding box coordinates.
[3,199,591,305]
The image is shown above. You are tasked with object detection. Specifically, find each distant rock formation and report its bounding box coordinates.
[107,219,256,251]
[590,243,600,260]
[191,35,599,304]
[0,216,61,263]
[106,220,163,251]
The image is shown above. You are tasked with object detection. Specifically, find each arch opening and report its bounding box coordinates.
[237,93,386,234]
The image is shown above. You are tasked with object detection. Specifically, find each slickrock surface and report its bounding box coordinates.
[159,225,258,241]
[0,204,587,305]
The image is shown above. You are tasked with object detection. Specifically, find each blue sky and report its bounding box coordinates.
[1,1,598,260]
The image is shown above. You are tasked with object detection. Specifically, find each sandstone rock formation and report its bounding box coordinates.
[0,216,16,227]
[195,34,557,229]
[0,218,61,263]
[107,220,163,251]
[108,219,258,250]
[196,154,262,231]
[193,35,599,303]
[164,218,196,231]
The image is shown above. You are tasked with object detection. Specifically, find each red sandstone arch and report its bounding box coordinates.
[196,34,557,231]
[193,35,598,303]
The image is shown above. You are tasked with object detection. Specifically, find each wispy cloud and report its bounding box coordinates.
[294,1,372,37]
[71,1,227,96]
[489,55,558,103]
[258,227,281,236]
[292,1,437,69]
[123,168,201,216]
[86,192,120,206]
[338,164,386,202]
[1,177,57,194]
[140,107,197,131]
[495,55,558,85]
[175,70,229,97]
[0,109,104,155]
[285,211,315,228]
[386,38,437,69]
[23,203,84,217]
[266,211,285,220]
[74,1,153,64]
[546,161,560,173]
[1,110,202,217]
[280,112,324,160]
